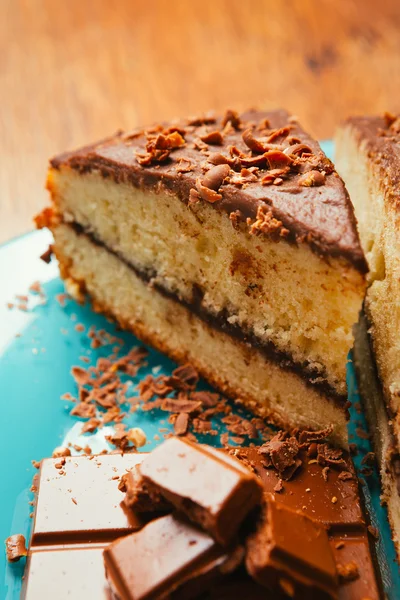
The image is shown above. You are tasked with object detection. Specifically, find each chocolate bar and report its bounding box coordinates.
[104,513,242,600]
[139,437,263,545]
[232,447,381,600]
[246,500,337,598]
[21,442,381,599]
[22,453,147,599]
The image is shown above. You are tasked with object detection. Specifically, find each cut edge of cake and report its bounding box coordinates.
[353,311,400,558]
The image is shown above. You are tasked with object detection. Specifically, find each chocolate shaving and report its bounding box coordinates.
[285,143,313,156]
[82,417,101,434]
[367,525,379,539]
[298,426,334,446]
[188,114,216,126]
[242,129,271,153]
[172,364,199,389]
[202,164,230,191]
[176,158,194,173]
[264,150,293,169]
[281,458,302,481]
[317,444,346,469]
[40,245,53,264]
[356,428,370,440]
[208,152,239,169]
[240,154,270,168]
[248,205,289,239]
[266,125,292,143]
[193,138,209,151]
[188,188,201,205]
[229,210,243,229]
[200,130,224,145]
[194,179,222,203]
[258,433,299,478]
[221,109,241,130]
[136,129,185,166]
[322,466,330,481]
[70,402,96,419]
[52,447,71,458]
[161,398,202,414]
[174,413,189,436]
[261,167,290,186]
[338,471,354,481]
[299,170,326,187]
[192,418,214,434]
[193,163,230,204]
[190,391,219,407]
[361,452,375,466]
[106,424,130,450]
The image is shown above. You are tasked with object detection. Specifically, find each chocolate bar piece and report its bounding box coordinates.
[23,548,109,600]
[139,437,263,545]
[246,500,338,599]
[104,513,242,600]
[31,453,145,545]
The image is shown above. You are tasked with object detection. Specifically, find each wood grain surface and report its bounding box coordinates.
[1,0,400,243]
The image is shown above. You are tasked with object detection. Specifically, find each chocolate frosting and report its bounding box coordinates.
[344,113,400,209]
[50,109,367,272]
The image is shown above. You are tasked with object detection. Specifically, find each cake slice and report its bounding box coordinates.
[335,114,400,549]
[40,109,367,446]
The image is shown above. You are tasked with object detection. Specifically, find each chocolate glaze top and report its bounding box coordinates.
[50,108,367,272]
[344,113,400,209]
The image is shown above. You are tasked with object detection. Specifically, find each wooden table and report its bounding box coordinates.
[1,0,400,243]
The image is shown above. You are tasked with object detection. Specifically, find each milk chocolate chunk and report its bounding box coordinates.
[103,513,242,600]
[5,534,27,562]
[139,437,263,545]
[245,500,338,599]
[123,464,171,514]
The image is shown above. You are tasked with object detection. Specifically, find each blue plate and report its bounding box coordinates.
[1,148,399,598]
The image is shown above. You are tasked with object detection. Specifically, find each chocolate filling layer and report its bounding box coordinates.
[68,221,347,409]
